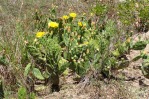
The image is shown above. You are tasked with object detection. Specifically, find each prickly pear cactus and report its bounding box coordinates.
[141,59,149,79]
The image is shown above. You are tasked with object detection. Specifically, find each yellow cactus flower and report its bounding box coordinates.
[78,22,86,27]
[90,13,94,16]
[69,13,77,18]
[83,41,89,45]
[48,22,59,28]
[36,32,46,38]
[62,15,69,20]
[126,37,130,43]
[78,22,83,27]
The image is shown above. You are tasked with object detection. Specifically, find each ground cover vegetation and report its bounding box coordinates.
[0,0,149,98]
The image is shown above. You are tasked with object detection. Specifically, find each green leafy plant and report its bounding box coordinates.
[141,58,149,79]
[131,43,149,79]
[134,52,149,79]
[18,87,27,99]
[26,36,62,92]
[132,41,147,50]
[25,8,133,92]
[17,86,35,99]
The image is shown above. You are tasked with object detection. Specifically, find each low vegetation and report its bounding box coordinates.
[0,0,149,98]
